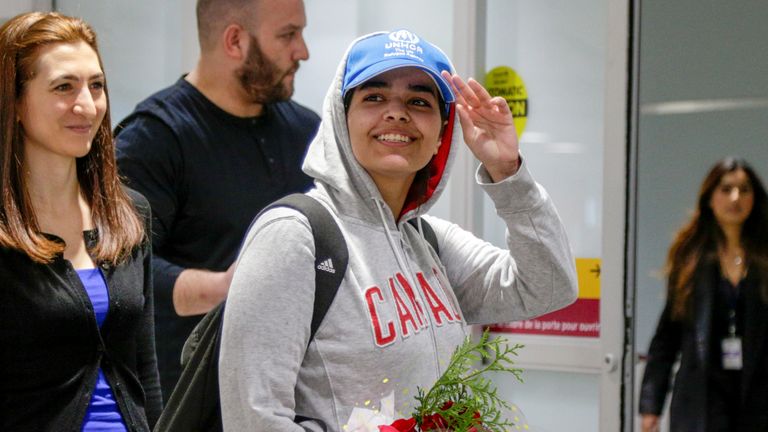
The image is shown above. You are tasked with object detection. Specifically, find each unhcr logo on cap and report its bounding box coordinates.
[342,29,456,106]
[388,30,419,44]
[384,30,424,59]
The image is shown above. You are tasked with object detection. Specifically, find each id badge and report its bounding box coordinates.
[721,336,743,370]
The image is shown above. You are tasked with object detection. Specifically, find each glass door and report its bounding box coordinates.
[467,1,632,430]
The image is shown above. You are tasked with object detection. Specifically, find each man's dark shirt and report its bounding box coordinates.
[116,78,319,399]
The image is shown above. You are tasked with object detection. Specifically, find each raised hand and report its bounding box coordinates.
[441,71,520,183]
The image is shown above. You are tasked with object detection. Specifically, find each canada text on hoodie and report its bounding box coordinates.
[219,30,578,432]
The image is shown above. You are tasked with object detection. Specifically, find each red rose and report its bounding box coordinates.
[380,400,483,431]
[379,417,417,432]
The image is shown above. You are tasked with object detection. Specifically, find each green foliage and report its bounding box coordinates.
[411,330,524,431]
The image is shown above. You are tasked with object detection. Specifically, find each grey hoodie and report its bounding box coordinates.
[219,34,578,432]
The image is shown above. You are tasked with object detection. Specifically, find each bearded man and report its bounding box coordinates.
[115,0,319,400]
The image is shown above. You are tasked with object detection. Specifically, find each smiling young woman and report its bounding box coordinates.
[0,12,160,432]
[345,67,444,216]
[218,29,578,431]
[19,40,107,166]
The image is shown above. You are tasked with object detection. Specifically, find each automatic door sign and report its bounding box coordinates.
[484,66,528,137]
[488,258,601,338]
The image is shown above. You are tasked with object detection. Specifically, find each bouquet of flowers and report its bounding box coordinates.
[379,330,524,432]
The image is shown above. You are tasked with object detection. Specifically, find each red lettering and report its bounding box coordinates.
[417,273,454,325]
[389,278,419,337]
[364,286,396,346]
[395,273,425,327]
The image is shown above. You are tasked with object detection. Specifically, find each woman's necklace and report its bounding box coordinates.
[720,247,746,284]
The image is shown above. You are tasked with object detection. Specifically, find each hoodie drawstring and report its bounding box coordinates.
[373,198,446,374]
[373,198,413,278]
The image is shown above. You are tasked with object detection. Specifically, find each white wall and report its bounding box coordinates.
[292,0,357,114]
[55,0,198,125]
[483,0,605,258]
[0,0,47,22]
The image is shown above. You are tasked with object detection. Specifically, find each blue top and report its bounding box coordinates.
[77,268,128,432]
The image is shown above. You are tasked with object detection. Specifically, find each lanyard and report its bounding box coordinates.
[722,277,741,337]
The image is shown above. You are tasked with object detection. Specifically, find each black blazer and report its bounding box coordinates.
[0,190,161,431]
[639,262,768,431]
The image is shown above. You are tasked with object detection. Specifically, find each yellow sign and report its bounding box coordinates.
[575,258,600,299]
[483,66,528,136]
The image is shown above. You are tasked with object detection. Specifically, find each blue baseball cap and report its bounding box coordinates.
[342,30,455,111]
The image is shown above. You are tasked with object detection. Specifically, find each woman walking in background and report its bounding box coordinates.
[0,12,160,431]
[640,157,768,431]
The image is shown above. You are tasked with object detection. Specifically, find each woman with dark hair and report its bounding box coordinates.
[639,157,768,431]
[0,12,160,431]
[219,29,577,431]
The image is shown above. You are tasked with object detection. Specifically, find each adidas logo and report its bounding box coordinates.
[317,258,336,274]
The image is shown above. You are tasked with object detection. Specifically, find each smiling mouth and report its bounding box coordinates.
[67,125,92,133]
[377,133,412,143]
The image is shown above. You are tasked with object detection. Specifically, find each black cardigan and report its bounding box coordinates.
[0,190,161,431]
[639,262,768,431]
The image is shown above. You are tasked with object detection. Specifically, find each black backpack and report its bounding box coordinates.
[153,194,438,432]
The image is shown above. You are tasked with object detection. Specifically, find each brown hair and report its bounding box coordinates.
[0,12,144,264]
[667,157,768,320]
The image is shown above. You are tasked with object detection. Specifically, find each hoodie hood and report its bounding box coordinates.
[302,31,461,226]
[222,34,581,430]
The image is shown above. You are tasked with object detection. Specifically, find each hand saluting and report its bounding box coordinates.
[441,71,520,183]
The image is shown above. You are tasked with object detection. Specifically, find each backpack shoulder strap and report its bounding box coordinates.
[408,217,439,256]
[269,193,348,341]
[157,194,347,432]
